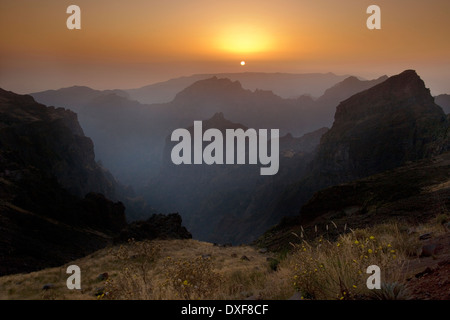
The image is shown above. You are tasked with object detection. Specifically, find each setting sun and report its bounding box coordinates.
[217,24,274,55]
[240,61,246,66]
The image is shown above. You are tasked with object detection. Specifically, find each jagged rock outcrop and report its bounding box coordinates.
[0,89,129,275]
[0,88,117,199]
[116,213,192,243]
[315,70,449,185]
[264,70,450,237]
[0,88,194,276]
[312,75,389,128]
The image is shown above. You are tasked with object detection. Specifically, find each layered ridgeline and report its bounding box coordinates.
[263,70,450,241]
[0,89,190,276]
[124,72,351,104]
[165,69,449,244]
[147,111,327,243]
[30,73,386,189]
[29,70,447,244]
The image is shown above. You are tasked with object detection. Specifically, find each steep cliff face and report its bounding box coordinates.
[315,70,449,185]
[312,75,389,128]
[265,70,450,226]
[0,88,117,199]
[0,89,127,275]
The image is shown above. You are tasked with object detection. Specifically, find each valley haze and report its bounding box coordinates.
[1,0,450,302]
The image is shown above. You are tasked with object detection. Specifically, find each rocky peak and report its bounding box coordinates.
[197,112,247,131]
[173,77,248,102]
[315,70,449,184]
[334,70,437,125]
[0,88,117,199]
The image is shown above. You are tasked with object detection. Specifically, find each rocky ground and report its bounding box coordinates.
[404,232,450,300]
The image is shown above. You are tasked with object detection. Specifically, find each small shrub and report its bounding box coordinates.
[368,282,411,300]
[289,228,405,300]
[104,239,160,300]
[162,256,223,300]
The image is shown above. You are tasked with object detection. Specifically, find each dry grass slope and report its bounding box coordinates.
[0,214,448,300]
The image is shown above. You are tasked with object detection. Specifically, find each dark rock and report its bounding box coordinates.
[420,244,437,257]
[258,248,268,254]
[0,89,128,276]
[419,233,433,240]
[437,259,450,267]
[240,255,250,261]
[97,272,109,281]
[315,70,448,186]
[42,284,54,290]
[415,267,434,278]
[115,213,192,243]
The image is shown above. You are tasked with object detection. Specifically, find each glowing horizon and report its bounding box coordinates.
[1,0,449,94]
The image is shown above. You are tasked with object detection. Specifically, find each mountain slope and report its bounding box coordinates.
[435,94,450,114]
[0,89,191,275]
[315,69,448,185]
[312,75,388,128]
[0,88,117,199]
[265,70,450,227]
[0,88,127,275]
[258,150,450,251]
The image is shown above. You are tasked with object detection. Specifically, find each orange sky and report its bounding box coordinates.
[1,0,449,94]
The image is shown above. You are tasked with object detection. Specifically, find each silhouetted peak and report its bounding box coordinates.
[341,76,360,84]
[174,77,245,102]
[0,87,83,135]
[211,112,225,120]
[334,70,438,124]
[199,112,247,131]
[316,69,448,184]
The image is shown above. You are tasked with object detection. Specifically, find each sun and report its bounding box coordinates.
[240,61,246,66]
[217,25,273,55]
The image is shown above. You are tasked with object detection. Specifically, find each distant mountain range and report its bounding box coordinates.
[30,73,389,187]
[125,72,351,104]
[28,70,450,244]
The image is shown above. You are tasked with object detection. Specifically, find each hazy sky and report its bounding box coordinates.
[1,0,449,94]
